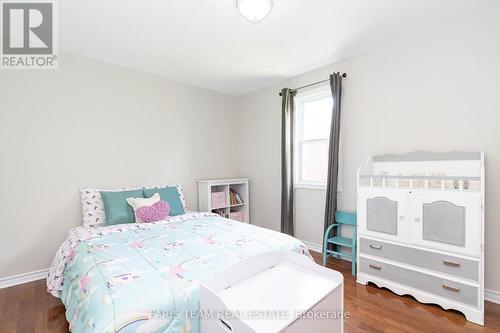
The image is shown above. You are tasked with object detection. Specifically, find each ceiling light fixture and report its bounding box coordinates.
[236,0,273,22]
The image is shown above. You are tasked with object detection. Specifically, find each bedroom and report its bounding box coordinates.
[0,0,499,332]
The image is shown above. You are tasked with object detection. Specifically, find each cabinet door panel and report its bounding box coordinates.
[367,197,398,235]
[422,201,466,246]
[410,191,481,257]
[358,188,409,243]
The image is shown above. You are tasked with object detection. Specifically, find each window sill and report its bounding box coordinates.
[295,183,326,191]
[294,183,343,192]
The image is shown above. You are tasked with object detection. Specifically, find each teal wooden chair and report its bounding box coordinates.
[322,211,357,276]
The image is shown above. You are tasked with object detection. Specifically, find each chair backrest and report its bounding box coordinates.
[335,210,357,226]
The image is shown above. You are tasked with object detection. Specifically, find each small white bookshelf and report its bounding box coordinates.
[197,178,250,224]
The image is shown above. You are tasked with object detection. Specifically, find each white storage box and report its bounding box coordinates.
[200,251,344,333]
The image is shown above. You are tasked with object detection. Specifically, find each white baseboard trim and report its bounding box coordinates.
[0,269,49,289]
[485,289,500,304]
[302,240,354,262]
[301,240,323,253]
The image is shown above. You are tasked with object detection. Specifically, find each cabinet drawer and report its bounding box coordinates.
[360,237,479,281]
[359,257,478,307]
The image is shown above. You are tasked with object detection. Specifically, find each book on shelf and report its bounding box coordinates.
[229,189,244,205]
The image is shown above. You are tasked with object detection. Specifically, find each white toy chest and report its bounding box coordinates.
[200,251,344,333]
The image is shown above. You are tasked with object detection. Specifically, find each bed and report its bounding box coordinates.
[47,211,311,333]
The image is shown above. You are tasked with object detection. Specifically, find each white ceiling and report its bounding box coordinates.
[60,0,500,95]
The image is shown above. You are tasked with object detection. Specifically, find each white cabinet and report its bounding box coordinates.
[356,151,485,325]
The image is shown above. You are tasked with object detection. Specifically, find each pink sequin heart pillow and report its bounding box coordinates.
[135,200,170,223]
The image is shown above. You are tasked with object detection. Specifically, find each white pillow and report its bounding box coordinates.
[80,184,187,227]
[126,193,161,223]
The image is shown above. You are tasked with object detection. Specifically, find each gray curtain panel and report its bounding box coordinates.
[323,73,343,250]
[281,88,296,236]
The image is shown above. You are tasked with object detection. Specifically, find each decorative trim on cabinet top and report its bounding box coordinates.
[373,151,481,162]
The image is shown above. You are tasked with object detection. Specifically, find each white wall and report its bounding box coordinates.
[1,5,500,296]
[0,51,239,278]
[236,7,500,292]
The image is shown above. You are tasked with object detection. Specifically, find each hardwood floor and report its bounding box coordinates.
[1,252,499,332]
[0,279,68,333]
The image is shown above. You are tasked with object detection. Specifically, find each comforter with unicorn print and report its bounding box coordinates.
[47,212,311,333]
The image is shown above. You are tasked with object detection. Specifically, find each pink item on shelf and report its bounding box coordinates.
[211,191,226,208]
[229,211,243,222]
[136,200,170,223]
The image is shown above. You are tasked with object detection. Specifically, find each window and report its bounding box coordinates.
[294,86,341,190]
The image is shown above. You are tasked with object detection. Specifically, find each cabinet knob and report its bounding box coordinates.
[399,216,405,221]
[414,217,421,222]
[443,260,460,267]
[442,284,460,293]
[369,264,382,270]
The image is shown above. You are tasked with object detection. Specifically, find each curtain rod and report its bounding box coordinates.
[279,73,347,96]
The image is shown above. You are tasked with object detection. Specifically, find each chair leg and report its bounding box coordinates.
[322,239,328,266]
[351,255,356,276]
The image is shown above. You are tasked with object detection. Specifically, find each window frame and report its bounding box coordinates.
[294,85,342,191]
